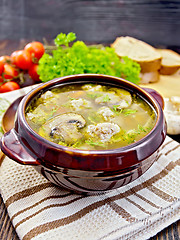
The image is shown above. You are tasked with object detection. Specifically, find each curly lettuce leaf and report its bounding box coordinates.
[38,32,141,84]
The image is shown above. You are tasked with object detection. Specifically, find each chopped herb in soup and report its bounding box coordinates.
[26,83,156,150]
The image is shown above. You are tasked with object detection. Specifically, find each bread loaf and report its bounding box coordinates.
[111,36,162,73]
[157,49,180,75]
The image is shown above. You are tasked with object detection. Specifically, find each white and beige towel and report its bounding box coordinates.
[0,87,180,240]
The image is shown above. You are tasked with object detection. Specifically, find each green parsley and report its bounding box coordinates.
[85,139,104,147]
[112,105,122,114]
[38,33,141,84]
[122,109,137,116]
[112,106,137,116]
[102,95,111,103]
[138,124,147,133]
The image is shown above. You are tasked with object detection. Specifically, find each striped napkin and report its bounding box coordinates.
[0,86,180,240]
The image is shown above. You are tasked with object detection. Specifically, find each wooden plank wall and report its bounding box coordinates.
[0,0,180,48]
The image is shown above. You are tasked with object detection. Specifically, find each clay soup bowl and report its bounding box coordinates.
[0,74,166,194]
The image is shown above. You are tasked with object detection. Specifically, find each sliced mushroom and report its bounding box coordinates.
[48,113,86,129]
[49,127,65,142]
[40,113,86,145]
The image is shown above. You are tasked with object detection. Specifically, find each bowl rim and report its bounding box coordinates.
[18,74,165,156]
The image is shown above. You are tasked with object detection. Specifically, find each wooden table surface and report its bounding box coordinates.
[0,40,179,240]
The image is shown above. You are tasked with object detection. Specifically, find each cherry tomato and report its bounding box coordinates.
[0,56,12,75]
[24,41,45,61]
[0,76,3,83]
[11,51,19,63]
[28,64,40,82]
[0,56,11,65]
[11,50,32,70]
[0,81,20,93]
[3,63,19,80]
[0,61,4,75]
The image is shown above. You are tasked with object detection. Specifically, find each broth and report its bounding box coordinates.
[26,83,156,150]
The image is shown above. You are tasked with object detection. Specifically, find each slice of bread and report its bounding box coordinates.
[111,36,162,73]
[157,49,180,75]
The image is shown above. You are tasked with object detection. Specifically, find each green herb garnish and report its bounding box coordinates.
[138,124,147,133]
[112,106,137,116]
[112,105,122,114]
[102,95,111,103]
[122,109,137,116]
[38,33,141,84]
[85,139,104,147]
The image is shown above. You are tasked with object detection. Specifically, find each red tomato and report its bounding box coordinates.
[0,56,11,64]
[0,76,3,83]
[24,41,45,61]
[0,56,11,75]
[11,50,32,70]
[0,81,20,93]
[3,63,19,80]
[11,51,19,63]
[28,64,40,82]
[0,61,4,75]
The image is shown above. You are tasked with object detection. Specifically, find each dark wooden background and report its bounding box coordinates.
[0,0,180,49]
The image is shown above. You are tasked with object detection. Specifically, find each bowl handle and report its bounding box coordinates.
[0,128,40,165]
[143,88,164,109]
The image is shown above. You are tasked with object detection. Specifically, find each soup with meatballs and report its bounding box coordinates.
[26,83,156,150]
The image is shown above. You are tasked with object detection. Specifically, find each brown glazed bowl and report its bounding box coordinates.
[1,74,166,194]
